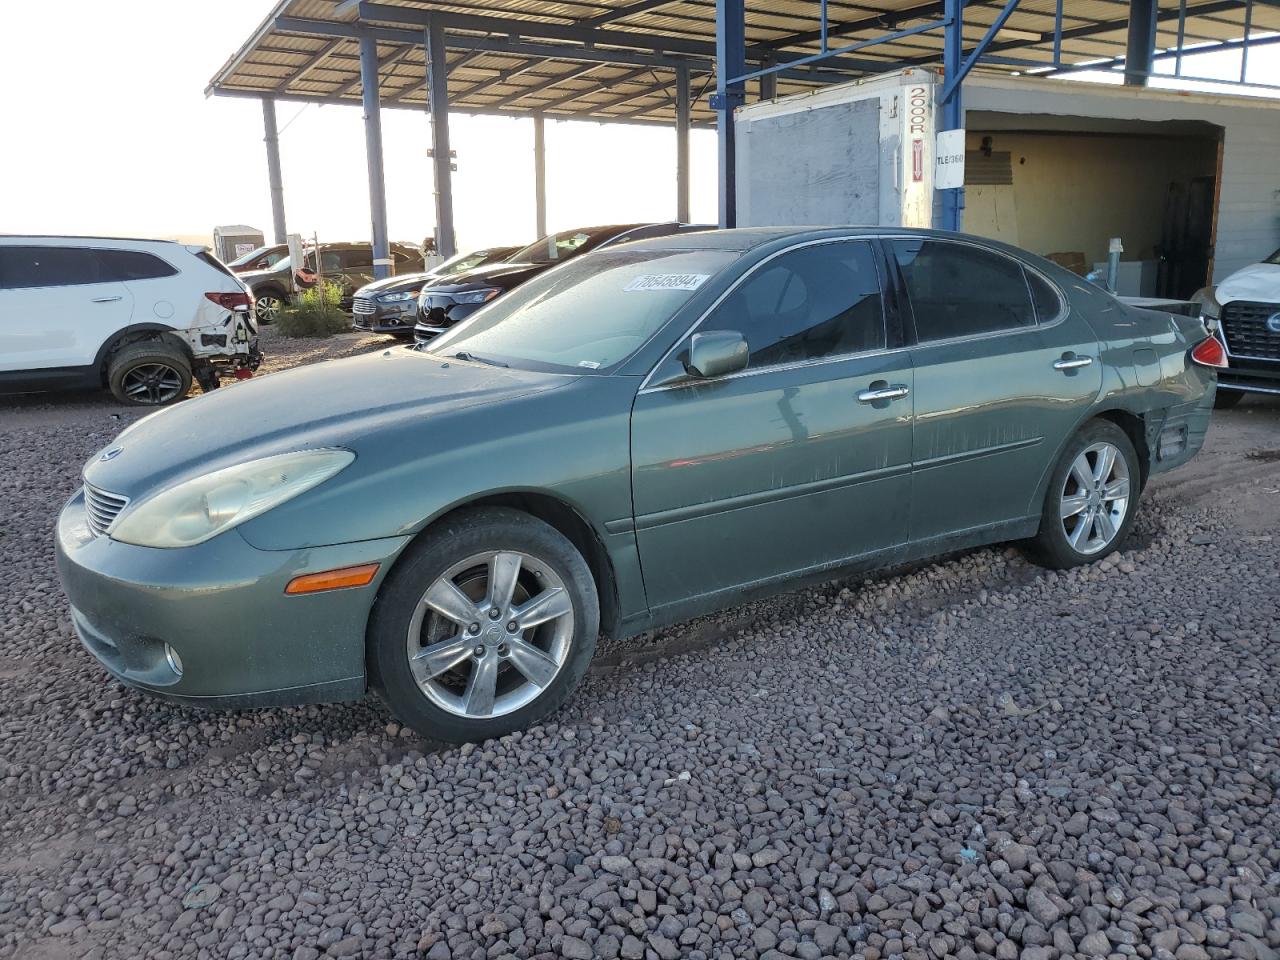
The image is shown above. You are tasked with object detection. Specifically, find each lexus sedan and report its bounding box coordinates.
[56,228,1218,743]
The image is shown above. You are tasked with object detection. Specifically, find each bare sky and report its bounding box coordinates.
[1,1,1274,252]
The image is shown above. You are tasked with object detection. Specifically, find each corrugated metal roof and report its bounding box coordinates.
[208,0,1280,126]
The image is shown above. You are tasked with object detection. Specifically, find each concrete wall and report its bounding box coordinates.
[960,130,1218,266]
[964,75,1280,282]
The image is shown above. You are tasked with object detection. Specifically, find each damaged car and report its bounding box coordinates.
[0,236,261,405]
[57,228,1218,742]
[1197,247,1280,406]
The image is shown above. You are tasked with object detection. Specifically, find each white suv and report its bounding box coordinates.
[0,236,262,405]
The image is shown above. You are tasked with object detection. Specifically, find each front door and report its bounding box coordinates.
[630,239,914,614]
[887,238,1102,542]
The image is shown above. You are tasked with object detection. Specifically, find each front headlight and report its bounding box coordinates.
[109,449,355,548]
[1197,287,1221,332]
[377,290,419,303]
[451,287,502,305]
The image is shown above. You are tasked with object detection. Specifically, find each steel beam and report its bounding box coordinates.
[490,63,605,110]
[275,37,348,92]
[582,0,678,27]
[715,0,745,228]
[359,33,392,278]
[1124,0,1158,86]
[426,23,457,259]
[939,0,963,232]
[335,42,415,99]
[213,86,717,128]
[261,97,288,244]
[533,115,548,237]
[675,64,690,223]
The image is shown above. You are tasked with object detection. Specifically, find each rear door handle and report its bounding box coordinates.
[1053,355,1093,370]
[857,384,910,403]
[91,296,122,304]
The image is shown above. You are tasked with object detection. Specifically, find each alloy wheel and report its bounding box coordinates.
[406,550,574,719]
[120,363,185,405]
[1059,441,1131,555]
[255,296,280,323]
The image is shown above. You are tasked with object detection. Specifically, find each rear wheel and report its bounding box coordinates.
[107,341,192,406]
[1214,390,1243,410]
[1029,420,1139,569]
[368,508,599,743]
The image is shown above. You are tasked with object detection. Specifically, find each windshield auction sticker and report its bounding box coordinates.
[623,274,711,292]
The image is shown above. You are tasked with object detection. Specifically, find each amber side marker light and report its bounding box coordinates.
[285,563,380,595]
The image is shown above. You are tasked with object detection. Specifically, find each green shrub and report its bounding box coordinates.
[275,281,350,338]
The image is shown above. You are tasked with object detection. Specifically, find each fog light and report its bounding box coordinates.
[164,643,184,677]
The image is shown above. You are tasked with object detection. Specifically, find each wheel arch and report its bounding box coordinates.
[1030,405,1151,517]
[386,489,622,640]
[94,324,190,385]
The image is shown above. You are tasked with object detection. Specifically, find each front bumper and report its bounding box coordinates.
[1219,357,1280,396]
[55,489,409,708]
[352,300,419,334]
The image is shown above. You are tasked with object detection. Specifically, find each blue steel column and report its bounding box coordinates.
[533,114,547,237]
[940,0,965,232]
[675,64,691,223]
[1124,0,1158,86]
[261,97,287,244]
[359,33,391,278]
[426,22,457,258]
[714,0,745,228]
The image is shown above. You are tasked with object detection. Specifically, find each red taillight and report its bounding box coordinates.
[233,368,254,380]
[205,291,253,311]
[1190,337,1228,369]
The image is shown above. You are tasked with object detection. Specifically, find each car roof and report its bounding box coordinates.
[614,226,1001,253]
[0,235,182,245]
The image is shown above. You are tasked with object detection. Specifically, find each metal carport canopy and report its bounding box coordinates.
[208,1,1280,269]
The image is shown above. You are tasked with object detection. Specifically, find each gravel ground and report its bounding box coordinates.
[1,336,1278,960]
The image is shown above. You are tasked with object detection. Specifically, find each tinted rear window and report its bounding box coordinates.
[890,239,1036,342]
[0,246,100,289]
[97,249,178,282]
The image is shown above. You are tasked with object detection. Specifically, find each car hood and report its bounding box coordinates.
[355,273,431,296]
[83,348,575,499]
[239,266,284,283]
[428,261,545,290]
[1216,262,1280,305]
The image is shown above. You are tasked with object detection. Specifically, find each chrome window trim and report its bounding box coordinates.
[884,234,1070,348]
[638,236,891,394]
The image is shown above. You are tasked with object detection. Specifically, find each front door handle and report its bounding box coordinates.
[857,384,910,403]
[1053,354,1093,370]
[91,296,122,304]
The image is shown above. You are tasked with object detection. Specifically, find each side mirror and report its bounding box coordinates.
[686,330,749,379]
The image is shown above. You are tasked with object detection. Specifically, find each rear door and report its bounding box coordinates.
[630,238,914,613]
[888,237,1100,541]
[0,245,133,372]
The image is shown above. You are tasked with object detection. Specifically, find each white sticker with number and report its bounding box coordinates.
[623,273,711,292]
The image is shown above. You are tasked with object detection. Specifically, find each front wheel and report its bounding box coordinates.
[368,508,599,743]
[1029,420,1140,569]
[254,289,285,324]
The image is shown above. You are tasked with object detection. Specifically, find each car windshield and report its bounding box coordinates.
[509,226,630,266]
[427,247,737,373]
[227,246,270,267]
[436,250,496,276]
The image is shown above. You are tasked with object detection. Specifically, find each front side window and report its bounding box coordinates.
[429,247,737,373]
[891,239,1036,342]
[0,246,100,289]
[707,240,885,369]
[96,249,178,282]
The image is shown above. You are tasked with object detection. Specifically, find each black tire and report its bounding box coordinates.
[1028,419,1141,570]
[368,507,599,743]
[253,286,286,324]
[106,340,192,406]
[1214,390,1243,410]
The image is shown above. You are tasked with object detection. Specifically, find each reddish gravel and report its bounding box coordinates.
[1,343,1278,960]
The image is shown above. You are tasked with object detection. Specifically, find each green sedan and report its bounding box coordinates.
[56,228,1220,743]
